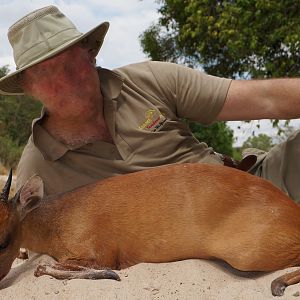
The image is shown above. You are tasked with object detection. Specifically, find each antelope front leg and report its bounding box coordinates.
[271,268,300,296]
[34,261,120,281]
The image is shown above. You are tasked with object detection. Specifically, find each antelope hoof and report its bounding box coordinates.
[95,269,121,281]
[271,278,287,297]
[18,248,29,260]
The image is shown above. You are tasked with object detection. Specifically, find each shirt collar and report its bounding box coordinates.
[97,67,124,99]
[31,67,124,161]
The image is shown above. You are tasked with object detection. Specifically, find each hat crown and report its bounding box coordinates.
[8,6,60,41]
[8,5,82,70]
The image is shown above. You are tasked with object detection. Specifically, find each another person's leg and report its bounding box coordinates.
[246,130,300,202]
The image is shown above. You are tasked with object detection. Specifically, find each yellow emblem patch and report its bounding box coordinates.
[139,109,166,131]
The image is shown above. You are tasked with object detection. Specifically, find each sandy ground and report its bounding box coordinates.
[0,255,300,299]
[1,175,300,299]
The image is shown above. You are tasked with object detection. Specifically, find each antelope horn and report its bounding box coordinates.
[0,169,12,203]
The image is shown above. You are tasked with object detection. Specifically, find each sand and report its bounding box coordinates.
[0,254,299,300]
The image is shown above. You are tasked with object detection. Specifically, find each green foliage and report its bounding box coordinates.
[0,65,9,78]
[188,121,234,156]
[0,136,23,169]
[0,66,42,168]
[241,133,273,152]
[141,24,181,62]
[0,94,42,146]
[141,0,300,78]
[232,147,242,161]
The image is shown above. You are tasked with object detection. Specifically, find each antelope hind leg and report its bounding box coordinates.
[34,262,120,281]
[271,268,300,296]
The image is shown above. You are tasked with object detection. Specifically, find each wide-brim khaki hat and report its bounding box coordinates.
[0,5,109,95]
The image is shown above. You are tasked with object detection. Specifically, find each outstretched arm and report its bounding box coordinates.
[217,78,300,121]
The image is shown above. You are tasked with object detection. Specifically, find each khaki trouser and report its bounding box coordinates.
[245,130,300,202]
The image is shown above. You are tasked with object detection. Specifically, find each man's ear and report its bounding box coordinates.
[16,175,44,220]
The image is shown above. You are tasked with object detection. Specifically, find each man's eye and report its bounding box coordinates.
[0,236,10,250]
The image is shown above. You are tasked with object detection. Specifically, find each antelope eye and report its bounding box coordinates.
[0,235,10,251]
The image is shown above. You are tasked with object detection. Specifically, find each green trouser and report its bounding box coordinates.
[245,130,300,202]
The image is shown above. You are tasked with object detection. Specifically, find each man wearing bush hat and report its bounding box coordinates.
[1,5,300,201]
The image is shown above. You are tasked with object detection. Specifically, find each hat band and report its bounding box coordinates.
[16,28,82,69]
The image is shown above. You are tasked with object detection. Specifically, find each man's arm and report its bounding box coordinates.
[217,78,300,121]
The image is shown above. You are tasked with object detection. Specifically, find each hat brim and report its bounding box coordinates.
[0,21,109,95]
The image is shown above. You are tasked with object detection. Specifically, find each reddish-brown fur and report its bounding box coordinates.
[0,163,300,295]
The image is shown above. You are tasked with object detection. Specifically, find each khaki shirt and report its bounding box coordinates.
[16,61,231,195]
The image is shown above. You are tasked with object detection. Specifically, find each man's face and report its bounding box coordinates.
[21,44,100,114]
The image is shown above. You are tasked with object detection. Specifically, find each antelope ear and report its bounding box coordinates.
[16,175,44,220]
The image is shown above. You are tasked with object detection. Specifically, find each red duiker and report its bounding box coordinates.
[0,163,300,296]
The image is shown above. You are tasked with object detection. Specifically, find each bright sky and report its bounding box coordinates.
[0,0,159,69]
[0,0,298,147]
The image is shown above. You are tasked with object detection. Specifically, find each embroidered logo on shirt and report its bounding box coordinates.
[139,109,167,131]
